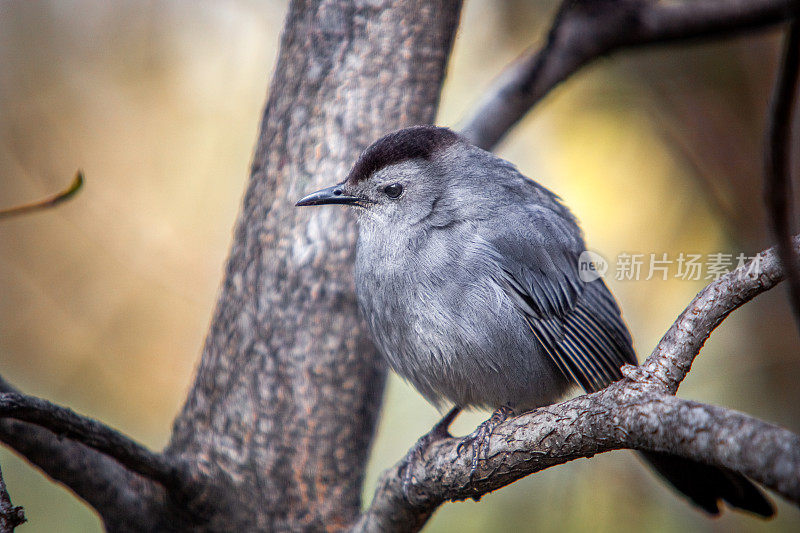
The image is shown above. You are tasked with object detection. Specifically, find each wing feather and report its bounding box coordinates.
[487,203,635,393]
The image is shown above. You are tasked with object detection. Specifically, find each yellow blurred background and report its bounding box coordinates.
[1,1,798,531]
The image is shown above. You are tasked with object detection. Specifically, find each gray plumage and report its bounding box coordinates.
[352,134,632,410]
[296,125,773,517]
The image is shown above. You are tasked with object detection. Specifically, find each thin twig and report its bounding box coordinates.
[765,20,800,333]
[461,0,800,150]
[0,392,186,495]
[0,171,83,220]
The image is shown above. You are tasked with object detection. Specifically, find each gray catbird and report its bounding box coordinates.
[296,125,773,517]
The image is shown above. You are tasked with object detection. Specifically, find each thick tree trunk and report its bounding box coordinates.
[164,1,461,530]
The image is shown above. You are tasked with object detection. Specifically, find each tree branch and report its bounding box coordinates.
[354,239,800,533]
[460,0,800,150]
[356,388,800,533]
[0,376,174,530]
[161,2,463,530]
[0,392,186,495]
[640,237,799,393]
[0,463,24,532]
[765,20,800,333]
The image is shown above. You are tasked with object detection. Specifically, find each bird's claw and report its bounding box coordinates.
[456,405,513,478]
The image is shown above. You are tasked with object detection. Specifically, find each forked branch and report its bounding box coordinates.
[0,392,194,499]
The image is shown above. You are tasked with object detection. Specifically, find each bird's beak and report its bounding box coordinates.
[295,183,362,207]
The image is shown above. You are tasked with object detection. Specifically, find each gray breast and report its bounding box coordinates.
[354,226,571,411]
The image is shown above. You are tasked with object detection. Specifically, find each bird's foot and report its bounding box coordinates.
[457,405,514,478]
[401,407,461,500]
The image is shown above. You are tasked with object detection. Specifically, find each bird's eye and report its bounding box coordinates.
[383,183,403,199]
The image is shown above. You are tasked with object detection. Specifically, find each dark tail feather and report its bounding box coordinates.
[640,452,774,517]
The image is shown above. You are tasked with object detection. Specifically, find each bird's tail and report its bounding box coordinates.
[640,451,774,517]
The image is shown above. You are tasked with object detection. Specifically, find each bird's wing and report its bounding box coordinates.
[486,206,636,393]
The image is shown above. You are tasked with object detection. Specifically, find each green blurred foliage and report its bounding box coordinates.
[0,1,798,532]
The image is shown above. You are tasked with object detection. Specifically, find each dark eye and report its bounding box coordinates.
[383,183,403,199]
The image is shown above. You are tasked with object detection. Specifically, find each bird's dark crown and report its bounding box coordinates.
[346,125,460,184]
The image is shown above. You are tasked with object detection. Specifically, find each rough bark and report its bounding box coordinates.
[357,389,800,533]
[163,1,462,530]
[641,236,800,392]
[0,463,24,532]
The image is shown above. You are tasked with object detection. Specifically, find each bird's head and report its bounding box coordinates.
[296,125,464,228]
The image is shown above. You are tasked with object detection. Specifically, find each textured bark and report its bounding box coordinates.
[163,1,462,530]
[0,463,24,532]
[356,384,800,533]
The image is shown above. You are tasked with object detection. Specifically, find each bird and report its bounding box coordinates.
[296,125,774,517]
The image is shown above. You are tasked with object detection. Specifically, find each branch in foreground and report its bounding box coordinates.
[0,392,189,497]
[460,0,800,150]
[0,377,170,530]
[355,385,800,533]
[355,239,800,533]
[765,20,800,333]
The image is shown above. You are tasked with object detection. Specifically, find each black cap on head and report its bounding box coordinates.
[346,126,460,184]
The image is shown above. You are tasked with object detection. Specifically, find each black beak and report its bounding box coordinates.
[295,183,361,207]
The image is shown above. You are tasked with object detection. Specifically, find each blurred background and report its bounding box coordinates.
[1,1,798,531]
